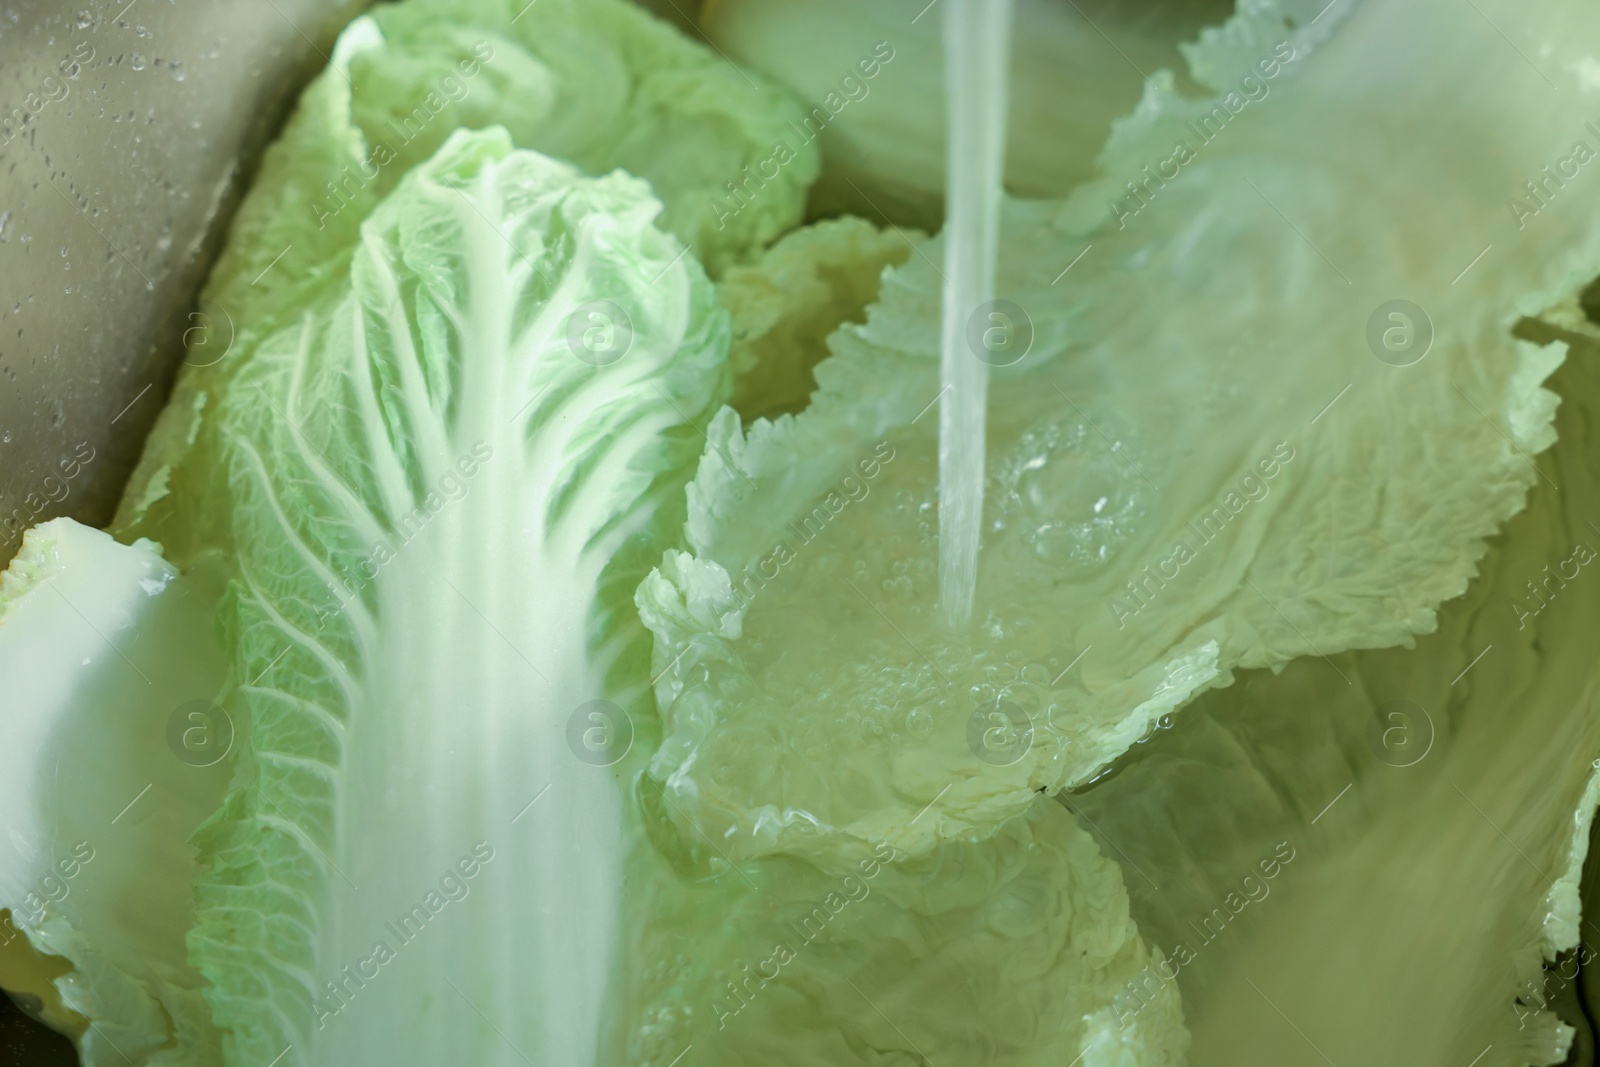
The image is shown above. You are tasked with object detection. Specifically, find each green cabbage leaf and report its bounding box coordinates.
[0,520,229,1065]
[114,0,816,566]
[6,0,1600,1064]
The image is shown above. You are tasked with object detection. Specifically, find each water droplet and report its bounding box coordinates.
[905,706,934,739]
[169,60,185,82]
[75,9,96,28]
[0,211,10,242]
[130,53,146,70]
[2,431,11,444]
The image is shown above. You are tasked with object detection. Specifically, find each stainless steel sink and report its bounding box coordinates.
[0,0,370,565]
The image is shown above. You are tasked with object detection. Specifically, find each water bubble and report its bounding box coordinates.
[905,706,934,738]
[992,415,1145,574]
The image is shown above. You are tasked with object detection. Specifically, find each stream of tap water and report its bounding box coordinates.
[936,0,1014,630]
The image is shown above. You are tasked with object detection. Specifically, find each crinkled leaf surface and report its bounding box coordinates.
[623,798,1188,1066]
[639,0,1599,876]
[717,215,915,420]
